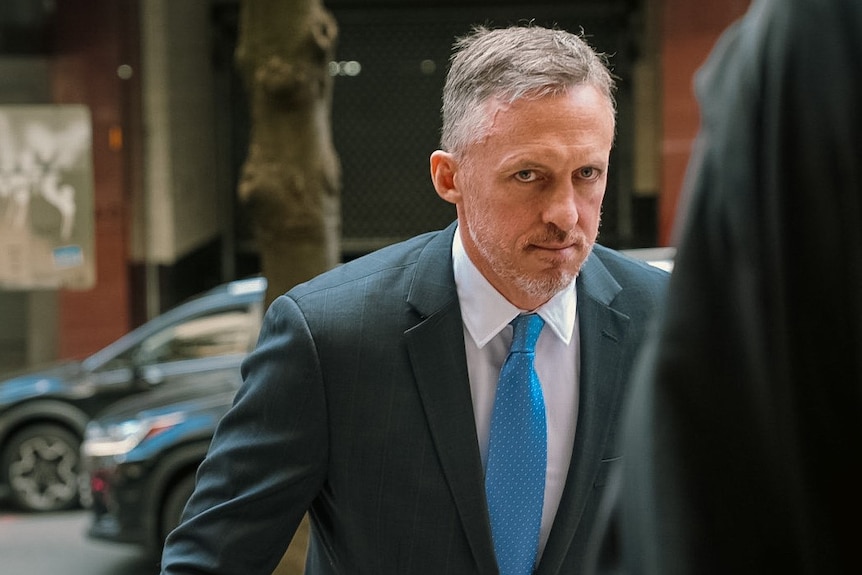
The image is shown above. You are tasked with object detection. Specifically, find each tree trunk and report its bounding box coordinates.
[236,0,340,308]
[235,1,339,573]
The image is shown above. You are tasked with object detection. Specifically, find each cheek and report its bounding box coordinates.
[581,190,605,224]
[470,202,525,247]
[464,187,510,224]
[461,179,560,243]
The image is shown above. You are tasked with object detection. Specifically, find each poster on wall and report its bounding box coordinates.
[0,104,95,290]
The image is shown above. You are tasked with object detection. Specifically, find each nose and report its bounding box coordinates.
[541,181,580,232]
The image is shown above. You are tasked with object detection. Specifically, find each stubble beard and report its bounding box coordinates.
[467,209,595,307]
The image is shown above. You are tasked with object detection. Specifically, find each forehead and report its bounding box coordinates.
[476,86,616,151]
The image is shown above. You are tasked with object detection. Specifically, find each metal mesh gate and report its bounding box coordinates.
[331,3,635,256]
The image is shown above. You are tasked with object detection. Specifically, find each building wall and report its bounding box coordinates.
[0,56,55,369]
[50,0,136,358]
[134,0,225,320]
[659,0,751,244]
[138,0,221,266]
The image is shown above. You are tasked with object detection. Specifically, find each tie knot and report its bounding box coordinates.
[510,313,545,353]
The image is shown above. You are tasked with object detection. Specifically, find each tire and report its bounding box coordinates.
[159,472,196,546]
[1,424,82,512]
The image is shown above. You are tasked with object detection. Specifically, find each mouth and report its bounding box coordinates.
[525,228,593,264]
[533,241,577,251]
[530,235,585,252]
[523,226,590,266]
[528,242,584,264]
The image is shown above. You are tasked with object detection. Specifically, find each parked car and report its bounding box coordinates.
[0,276,266,512]
[622,246,676,273]
[82,369,240,556]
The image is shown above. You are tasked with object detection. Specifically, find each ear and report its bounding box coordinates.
[430,150,462,205]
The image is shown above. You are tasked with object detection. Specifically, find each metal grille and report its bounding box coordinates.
[331,4,635,255]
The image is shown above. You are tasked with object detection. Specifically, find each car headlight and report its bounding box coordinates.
[83,413,186,458]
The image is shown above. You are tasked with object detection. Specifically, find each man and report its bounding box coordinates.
[161,24,668,575]
[586,0,862,573]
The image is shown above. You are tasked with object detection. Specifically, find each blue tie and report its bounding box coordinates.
[485,313,547,575]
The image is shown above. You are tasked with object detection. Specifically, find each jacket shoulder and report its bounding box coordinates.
[287,229,443,300]
[584,245,670,315]
[591,244,670,290]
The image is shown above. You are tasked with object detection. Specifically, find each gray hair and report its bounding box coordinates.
[440,25,616,157]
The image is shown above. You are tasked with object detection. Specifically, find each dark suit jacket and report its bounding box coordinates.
[161,222,668,575]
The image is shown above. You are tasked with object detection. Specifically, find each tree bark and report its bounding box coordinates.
[236,0,340,308]
[235,1,340,573]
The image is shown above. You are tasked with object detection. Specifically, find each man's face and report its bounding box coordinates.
[431,86,616,310]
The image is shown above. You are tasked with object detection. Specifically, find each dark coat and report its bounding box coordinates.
[588,0,862,573]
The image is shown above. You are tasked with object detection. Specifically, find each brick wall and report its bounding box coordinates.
[659,0,751,244]
[52,0,138,358]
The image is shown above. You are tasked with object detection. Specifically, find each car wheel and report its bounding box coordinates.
[159,472,196,545]
[1,424,81,512]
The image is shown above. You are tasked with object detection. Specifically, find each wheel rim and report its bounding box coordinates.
[9,435,79,511]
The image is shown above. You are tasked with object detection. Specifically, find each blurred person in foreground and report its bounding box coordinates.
[161,24,668,575]
[587,0,862,573]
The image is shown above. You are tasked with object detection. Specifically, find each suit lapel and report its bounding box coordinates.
[538,252,631,574]
[404,224,499,575]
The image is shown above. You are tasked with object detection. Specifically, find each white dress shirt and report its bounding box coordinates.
[451,229,580,560]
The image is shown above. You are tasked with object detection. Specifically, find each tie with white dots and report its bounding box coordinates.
[485,313,547,575]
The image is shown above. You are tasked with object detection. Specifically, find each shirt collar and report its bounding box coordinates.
[452,226,577,349]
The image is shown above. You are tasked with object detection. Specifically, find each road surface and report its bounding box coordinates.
[0,506,157,575]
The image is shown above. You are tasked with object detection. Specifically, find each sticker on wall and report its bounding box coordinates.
[0,104,95,290]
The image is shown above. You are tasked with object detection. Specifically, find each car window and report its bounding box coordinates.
[132,307,258,365]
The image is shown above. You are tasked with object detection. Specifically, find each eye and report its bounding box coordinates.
[514,169,539,182]
[576,166,601,181]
